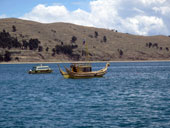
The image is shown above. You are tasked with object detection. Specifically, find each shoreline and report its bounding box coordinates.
[1,59,170,64]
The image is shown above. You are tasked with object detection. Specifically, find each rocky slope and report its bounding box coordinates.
[0,18,170,62]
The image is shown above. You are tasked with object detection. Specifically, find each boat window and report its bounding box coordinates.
[83,68,86,72]
[73,66,77,72]
[83,67,91,72]
[38,67,49,70]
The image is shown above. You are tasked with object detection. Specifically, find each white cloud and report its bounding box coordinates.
[70,9,93,26]
[139,0,166,5]
[89,0,121,28]
[20,0,170,36]
[121,16,165,35]
[153,6,170,15]
[0,14,7,19]
[133,8,145,14]
[22,4,69,23]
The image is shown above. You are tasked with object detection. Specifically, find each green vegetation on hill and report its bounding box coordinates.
[0,29,21,49]
[0,29,42,62]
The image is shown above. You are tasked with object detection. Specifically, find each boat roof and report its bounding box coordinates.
[33,65,50,68]
[71,63,92,68]
[71,63,91,66]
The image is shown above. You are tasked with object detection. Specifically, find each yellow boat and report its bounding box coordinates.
[58,63,110,79]
[28,64,53,74]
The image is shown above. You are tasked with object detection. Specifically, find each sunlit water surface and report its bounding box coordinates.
[0,62,170,127]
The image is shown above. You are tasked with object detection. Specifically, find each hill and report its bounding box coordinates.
[0,18,170,63]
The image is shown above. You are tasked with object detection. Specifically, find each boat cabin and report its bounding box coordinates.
[70,63,92,73]
[32,65,51,71]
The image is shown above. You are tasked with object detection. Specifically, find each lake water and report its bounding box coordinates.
[0,62,170,128]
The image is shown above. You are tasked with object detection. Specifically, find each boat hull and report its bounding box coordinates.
[65,68,106,79]
[28,70,53,74]
[66,73,104,79]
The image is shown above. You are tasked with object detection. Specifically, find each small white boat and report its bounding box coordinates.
[28,64,53,74]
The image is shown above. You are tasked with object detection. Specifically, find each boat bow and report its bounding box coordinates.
[57,64,70,78]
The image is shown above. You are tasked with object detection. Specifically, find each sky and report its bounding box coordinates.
[0,0,170,36]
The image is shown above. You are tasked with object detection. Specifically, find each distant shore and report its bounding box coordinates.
[1,59,170,64]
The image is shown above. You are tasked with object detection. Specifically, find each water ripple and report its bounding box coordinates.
[0,62,170,127]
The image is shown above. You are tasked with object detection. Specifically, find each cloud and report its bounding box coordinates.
[22,4,69,23]
[0,14,7,19]
[121,16,165,35]
[89,0,121,28]
[139,0,166,5]
[20,0,170,36]
[153,6,170,15]
[133,8,145,14]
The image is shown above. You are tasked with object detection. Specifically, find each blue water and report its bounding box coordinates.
[0,62,170,128]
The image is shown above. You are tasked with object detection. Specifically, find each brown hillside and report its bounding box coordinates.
[0,18,170,62]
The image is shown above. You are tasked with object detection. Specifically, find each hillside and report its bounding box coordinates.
[0,18,170,63]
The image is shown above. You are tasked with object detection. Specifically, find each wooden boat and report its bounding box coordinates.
[58,63,110,79]
[28,64,53,74]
